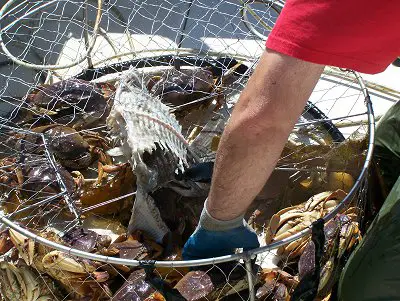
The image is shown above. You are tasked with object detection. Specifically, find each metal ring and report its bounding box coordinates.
[240,0,284,40]
[0,68,374,267]
[0,0,102,70]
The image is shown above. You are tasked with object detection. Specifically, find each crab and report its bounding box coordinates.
[0,157,77,225]
[0,157,24,198]
[264,190,348,259]
[256,268,299,301]
[2,124,134,224]
[8,124,112,171]
[174,270,214,301]
[44,126,111,171]
[0,229,14,255]
[23,79,115,130]
[99,230,163,261]
[112,269,167,301]
[297,213,361,299]
[174,264,253,301]
[4,124,113,191]
[261,190,361,300]
[149,68,215,109]
[0,260,59,301]
[62,227,113,253]
[7,228,112,300]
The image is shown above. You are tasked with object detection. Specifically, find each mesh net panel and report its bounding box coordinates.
[0,1,374,300]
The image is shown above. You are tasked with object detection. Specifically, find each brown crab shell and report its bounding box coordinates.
[27,79,107,111]
[150,68,215,108]
[20,162,77,207]
[25,79,113,130]
[0,230,13,255]
[44,125,93,169]
[112,269,166,301]
[63,227,101,253]
[174,270,214,301]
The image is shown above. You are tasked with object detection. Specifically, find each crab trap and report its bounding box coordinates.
[0,0,376,300]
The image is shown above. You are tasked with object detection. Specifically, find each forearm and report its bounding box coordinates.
[207,49,324,221]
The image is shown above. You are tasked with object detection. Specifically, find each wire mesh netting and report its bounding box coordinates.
[0,0,376,300]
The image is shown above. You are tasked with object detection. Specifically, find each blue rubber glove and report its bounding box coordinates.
[183,202,260,260]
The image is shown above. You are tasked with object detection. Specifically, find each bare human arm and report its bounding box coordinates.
[206,49,324,221]
[182,48,324,260]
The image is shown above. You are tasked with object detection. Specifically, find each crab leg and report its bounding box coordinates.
[9,229,35,266]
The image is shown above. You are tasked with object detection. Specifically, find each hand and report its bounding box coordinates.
[182,224,260,260]
[182,202,259,260]
[175,161,214,183]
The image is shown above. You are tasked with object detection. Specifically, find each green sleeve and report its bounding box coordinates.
[339,175,400,301]
[374,101,400,193]
[339,101,400,301]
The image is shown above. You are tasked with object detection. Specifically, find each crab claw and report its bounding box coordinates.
[0,261,23,300]
[0,229,13,255]
[338,215,361,258]
[318,257,335,294]
[92,271,110,283]
[20,264,42,301]
[9,229,35,266]
[42,250,95,274]
[0,261,54,301]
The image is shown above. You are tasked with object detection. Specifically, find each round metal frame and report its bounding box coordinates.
[0,0,102,70]
[0,70,375,269]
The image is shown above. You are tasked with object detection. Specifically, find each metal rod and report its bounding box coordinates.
[81,191,136,213]
[325,67,400,101]
[170,93,220,112]
[0,0,103,70]
[0,213,243,267]
[322,72,375,220]
[174,0,194,70]
[245,256,256,301]
[294,112,368,127]
[177,0,194,49]
[7,192,66,218]
[41,133,81,223]
[274,167,325,172]
[83,1,94,69]
[334,115,382,128]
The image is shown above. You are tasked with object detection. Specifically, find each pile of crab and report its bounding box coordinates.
[256,190,361,301]
[0,189,362,301]
[0,60,367,300]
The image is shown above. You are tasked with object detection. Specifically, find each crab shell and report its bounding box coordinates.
[25,79,113,130]
[150,68,215,108]
[174,265,254,301]
[264,190,347,259]
[1,160,78,226]
[256,268,299,300]
[99,232,163,261]
[174,271,214,301]
[9,229,112,300]
[0,229,14,255]
[112,269,166,301]
[0,261,56,301]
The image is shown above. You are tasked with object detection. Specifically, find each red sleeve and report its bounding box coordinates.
[266,0,400,74]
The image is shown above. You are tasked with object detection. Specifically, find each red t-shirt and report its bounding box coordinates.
[266,0,400,74]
